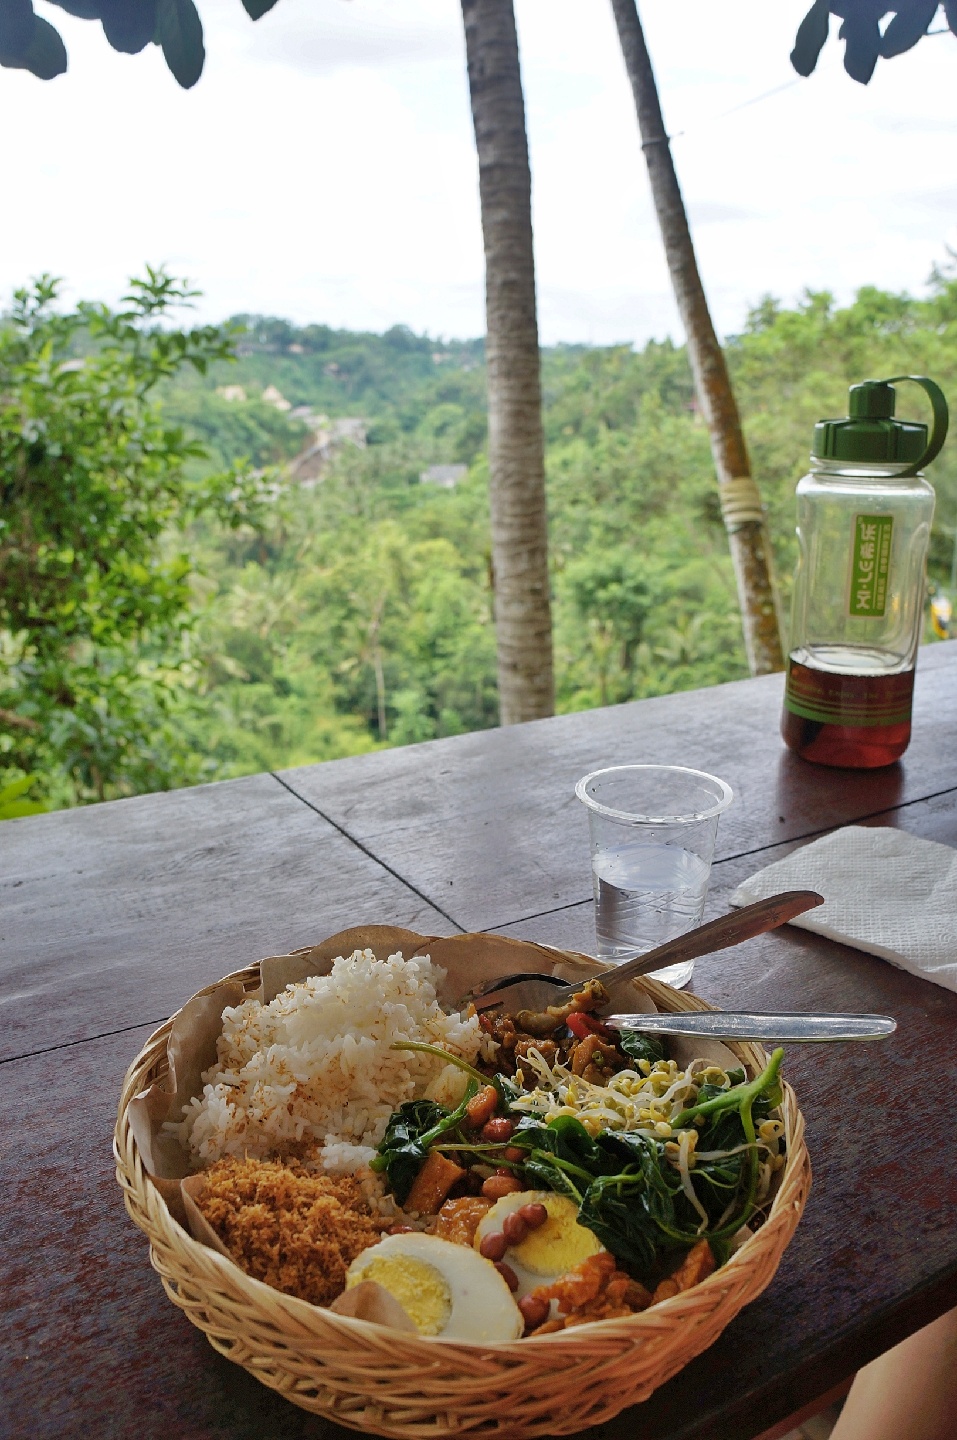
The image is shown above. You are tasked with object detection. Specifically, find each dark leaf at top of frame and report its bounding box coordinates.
[0,12,67,77]
[241,0,280,19]
[838,10,882,84]
[792,0,947,83]
[790,0,831,76]
[45,0,103,17]
[101,0,157,54]
[0,0,36,58]
[155,0,204,88]
[880,0,938,57]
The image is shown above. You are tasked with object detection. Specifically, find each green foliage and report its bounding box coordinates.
[0,6,67,77]
[145,273,957,796]
[100,0,157,55]
[241,0,279,19]
[0,772,47,819]
[791,1,950,85]
[6,270,957,812]
[155,0,204,88]
[7,1,947,88]
[182,454,501,775]
[0,0,276,86]
[545,366,748,712]
[160,386,308,470]
[0,269,271,803]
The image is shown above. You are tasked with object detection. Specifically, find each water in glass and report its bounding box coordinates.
[593,841,710,987]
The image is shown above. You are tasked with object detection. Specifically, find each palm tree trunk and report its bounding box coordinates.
[461,0,555,722]
[610,0,784,675]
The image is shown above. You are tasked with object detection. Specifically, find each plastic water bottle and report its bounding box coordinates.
[781,375,948,767]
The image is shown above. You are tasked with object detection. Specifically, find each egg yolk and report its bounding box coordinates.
[348,1254,451,1336]
[509,1197,603,1276]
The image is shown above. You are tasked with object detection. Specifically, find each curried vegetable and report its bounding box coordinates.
[370,1091,477,1205]
[404,1150,468,1214]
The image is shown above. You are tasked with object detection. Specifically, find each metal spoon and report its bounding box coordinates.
[465,890,825,1015]
[604,1011,897,1043]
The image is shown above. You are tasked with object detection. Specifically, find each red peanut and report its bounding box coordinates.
[479,1231,507,1262]
[518,1295,550,1330]
[480,1117,515,1143]
[502,1212,529,1246]
[481,1174,525,1200]
[495,1262,519,1292]
[503,1146,525,1164]
[518,1203,548,1230]
[466,1086,499,1129]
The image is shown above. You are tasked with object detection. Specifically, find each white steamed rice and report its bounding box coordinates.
[170,948,482,1174]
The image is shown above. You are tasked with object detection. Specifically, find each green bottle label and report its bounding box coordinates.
[849,514,893,618]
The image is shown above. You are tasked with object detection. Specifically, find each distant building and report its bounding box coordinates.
[290,405,326,426]
[331,417,366,445]
[287,416,367,486]
[262,384,292,411]
[420,464,467,489]
[216,384,247,402]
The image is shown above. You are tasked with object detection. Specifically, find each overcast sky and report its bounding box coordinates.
[3,0,955,346]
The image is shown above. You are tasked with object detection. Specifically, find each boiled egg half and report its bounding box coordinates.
[473,1190,605,1297]
[345,1231,523,1342]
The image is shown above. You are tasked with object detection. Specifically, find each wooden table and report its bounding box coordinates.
[5,642,957,1440]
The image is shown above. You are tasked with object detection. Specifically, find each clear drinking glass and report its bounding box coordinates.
[575,764,733,988]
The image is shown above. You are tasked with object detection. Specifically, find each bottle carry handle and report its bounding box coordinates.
[884,375,949,476]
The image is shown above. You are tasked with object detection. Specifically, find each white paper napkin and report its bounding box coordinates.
[729,825,957,994]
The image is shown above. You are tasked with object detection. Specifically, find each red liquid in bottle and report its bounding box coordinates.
[781,654,913,768]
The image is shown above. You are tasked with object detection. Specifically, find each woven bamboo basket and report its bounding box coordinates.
[114,947,811,1439]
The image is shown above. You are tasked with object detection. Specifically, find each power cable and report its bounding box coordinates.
[669,22,954,144]
[670,76,803,143]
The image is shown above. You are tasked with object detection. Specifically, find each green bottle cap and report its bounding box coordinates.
[812,375,948,474]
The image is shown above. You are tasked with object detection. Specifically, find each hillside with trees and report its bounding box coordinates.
[4,268,957,811]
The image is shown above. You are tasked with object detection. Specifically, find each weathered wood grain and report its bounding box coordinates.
[278,642,957,933]
[4,652,957,1440]
[0,772,454,1062]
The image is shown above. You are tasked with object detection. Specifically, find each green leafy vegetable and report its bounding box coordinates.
[670,1048,784,1131]
[616,1030,666,1066]
[369,1099,448,1201]
[578,1135,680,1273]
[373,1042,786,1285]
[369,1082,479,1204]
[503,1049,787,1282]
[491,1071,523,1109]
[508,1114,611,1200]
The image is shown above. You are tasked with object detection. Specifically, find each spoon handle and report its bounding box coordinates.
[604,1010,896,1043]
[597,889,825,986]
